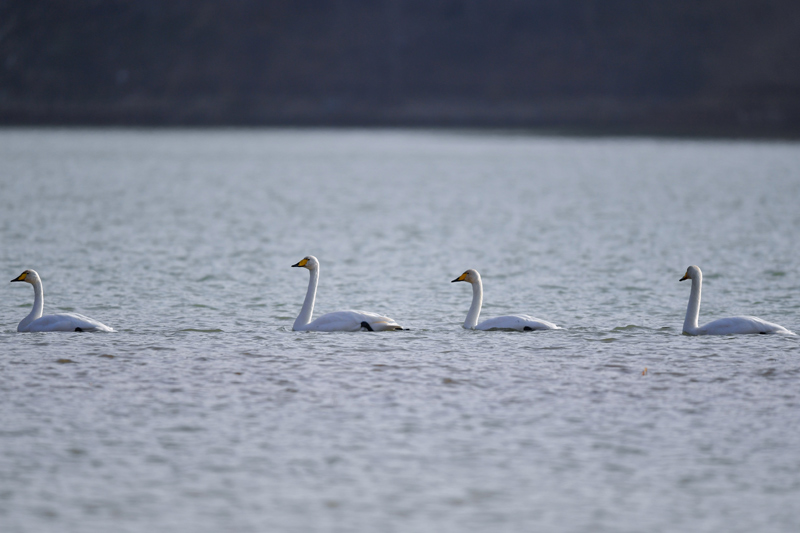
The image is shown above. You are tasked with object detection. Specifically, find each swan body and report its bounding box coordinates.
[291,256,404,332]
[11,270,114,332]
[679,265,794,335]
[452,269,559,331]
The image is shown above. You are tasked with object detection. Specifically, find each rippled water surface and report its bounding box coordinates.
[1,129,800,532]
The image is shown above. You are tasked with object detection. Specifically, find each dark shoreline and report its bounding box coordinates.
[3,1,799,139]
[2,119,798,141]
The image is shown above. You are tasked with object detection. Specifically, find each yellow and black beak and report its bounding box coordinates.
[451,272,468,283]
[679,271,690,282]
[11,272,28,283]
[292,258,309,268]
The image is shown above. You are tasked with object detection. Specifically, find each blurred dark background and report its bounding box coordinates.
[1,0,799,135]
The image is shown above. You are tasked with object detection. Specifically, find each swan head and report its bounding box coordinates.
[292,255,319,271]
[452,269,481,284]
[680,265,701,282]
[10,269,40,285]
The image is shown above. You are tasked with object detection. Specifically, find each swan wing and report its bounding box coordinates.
[23,313,114,332]
[476,314,559,331]
[300,310,403,332]
[352,310,404,331]
[697,316,794,335]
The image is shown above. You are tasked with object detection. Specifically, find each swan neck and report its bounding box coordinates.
[464,278,483,329]
[294,267,318,330]
[684,274,701,334]
[19,278,44,331]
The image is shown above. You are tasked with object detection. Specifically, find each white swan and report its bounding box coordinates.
[11,269,114,332]
[680,265,794,335]
[452,269,559,331]
[291,256,404,332]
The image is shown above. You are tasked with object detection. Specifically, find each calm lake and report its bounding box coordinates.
[1,128,799,533]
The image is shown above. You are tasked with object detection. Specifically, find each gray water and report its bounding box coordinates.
[1,128,799,533]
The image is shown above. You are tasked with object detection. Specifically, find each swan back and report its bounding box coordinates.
[298,310,403,332]
[23,313,115,332]
[696,316,793,335]
[475,314,560,331]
